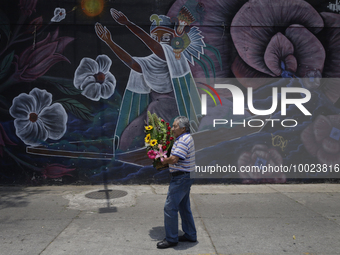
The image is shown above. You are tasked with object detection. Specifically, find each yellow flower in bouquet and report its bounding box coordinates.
[145,133,151,144]
[145,125,153,131]
[150,139,158,147]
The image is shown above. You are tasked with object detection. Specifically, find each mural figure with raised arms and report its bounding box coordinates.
[95,8,203,151]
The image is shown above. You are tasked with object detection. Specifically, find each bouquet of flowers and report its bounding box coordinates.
[145,111,175,170]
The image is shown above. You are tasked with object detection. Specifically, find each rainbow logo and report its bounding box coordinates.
[197,82,222,106]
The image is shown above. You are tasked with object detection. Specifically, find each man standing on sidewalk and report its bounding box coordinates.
[157,116,197,249]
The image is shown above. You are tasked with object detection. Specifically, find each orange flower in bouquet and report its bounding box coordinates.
[145,111,175,170]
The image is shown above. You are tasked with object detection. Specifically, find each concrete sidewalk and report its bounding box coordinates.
[1,184,340,255]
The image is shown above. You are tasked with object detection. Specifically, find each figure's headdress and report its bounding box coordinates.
[177,6,195,26]
[149,12,205,63]
[149,14,174,34]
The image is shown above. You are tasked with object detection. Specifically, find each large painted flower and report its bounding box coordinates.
[9,88,68,146]
[13,28,74,82]
[74,55,116,101]
[301,115,340,165]
[237,144,286,183]
[230,0,325,90]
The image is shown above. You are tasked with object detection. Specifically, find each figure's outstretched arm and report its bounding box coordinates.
[110,8,166,60]
[95,23,142,73]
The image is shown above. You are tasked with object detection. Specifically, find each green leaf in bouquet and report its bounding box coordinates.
[147,111,156,135]
[55,98,94,121]
[147,111,153,124]
[151,113,158,137]
[152,113,159,126]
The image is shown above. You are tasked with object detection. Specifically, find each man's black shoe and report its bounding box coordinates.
[178,235,197,242]
[157,239,178,249]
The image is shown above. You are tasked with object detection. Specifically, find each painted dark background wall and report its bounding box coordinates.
[1,0,339,185]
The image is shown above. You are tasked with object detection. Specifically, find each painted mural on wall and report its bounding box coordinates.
[0,0,339,185]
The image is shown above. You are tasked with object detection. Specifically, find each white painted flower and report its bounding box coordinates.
[9,88,68,146]
[74,55,116,101]
[51,8,66,22]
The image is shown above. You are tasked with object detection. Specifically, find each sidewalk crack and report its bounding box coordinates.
[38,210,82,255]
[191,194,219,254]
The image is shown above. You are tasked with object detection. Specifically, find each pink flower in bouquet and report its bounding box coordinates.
[147,150,157,160]
[155,144,168,162]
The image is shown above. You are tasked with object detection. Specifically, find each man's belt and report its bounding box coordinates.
[171,171,189,177]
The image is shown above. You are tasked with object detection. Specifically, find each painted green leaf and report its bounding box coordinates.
[0,9,10,40]
[194,57,210,84]
[205,44,223,70]
[200,54,216,78]
[55,98,93,121]
[194,58,209,78]
[39,76,81,95]
[0,51,14,80]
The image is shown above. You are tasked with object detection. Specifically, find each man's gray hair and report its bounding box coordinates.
[175,116,190,133]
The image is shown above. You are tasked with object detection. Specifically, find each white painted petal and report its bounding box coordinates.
[74,58,99,89]
[29,88,52,114]
[100,72,116,99]
[82,82,102,101]
[79,75,96,90]
[14,119,48,146]
[9,93,36,119]
[54,7,62,16]
[40,103,68,140]
[96,55,112,74]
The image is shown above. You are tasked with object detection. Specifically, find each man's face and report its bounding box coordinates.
[172,120,186,138]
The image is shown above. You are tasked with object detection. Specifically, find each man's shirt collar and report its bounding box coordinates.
[176,132,190,140]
